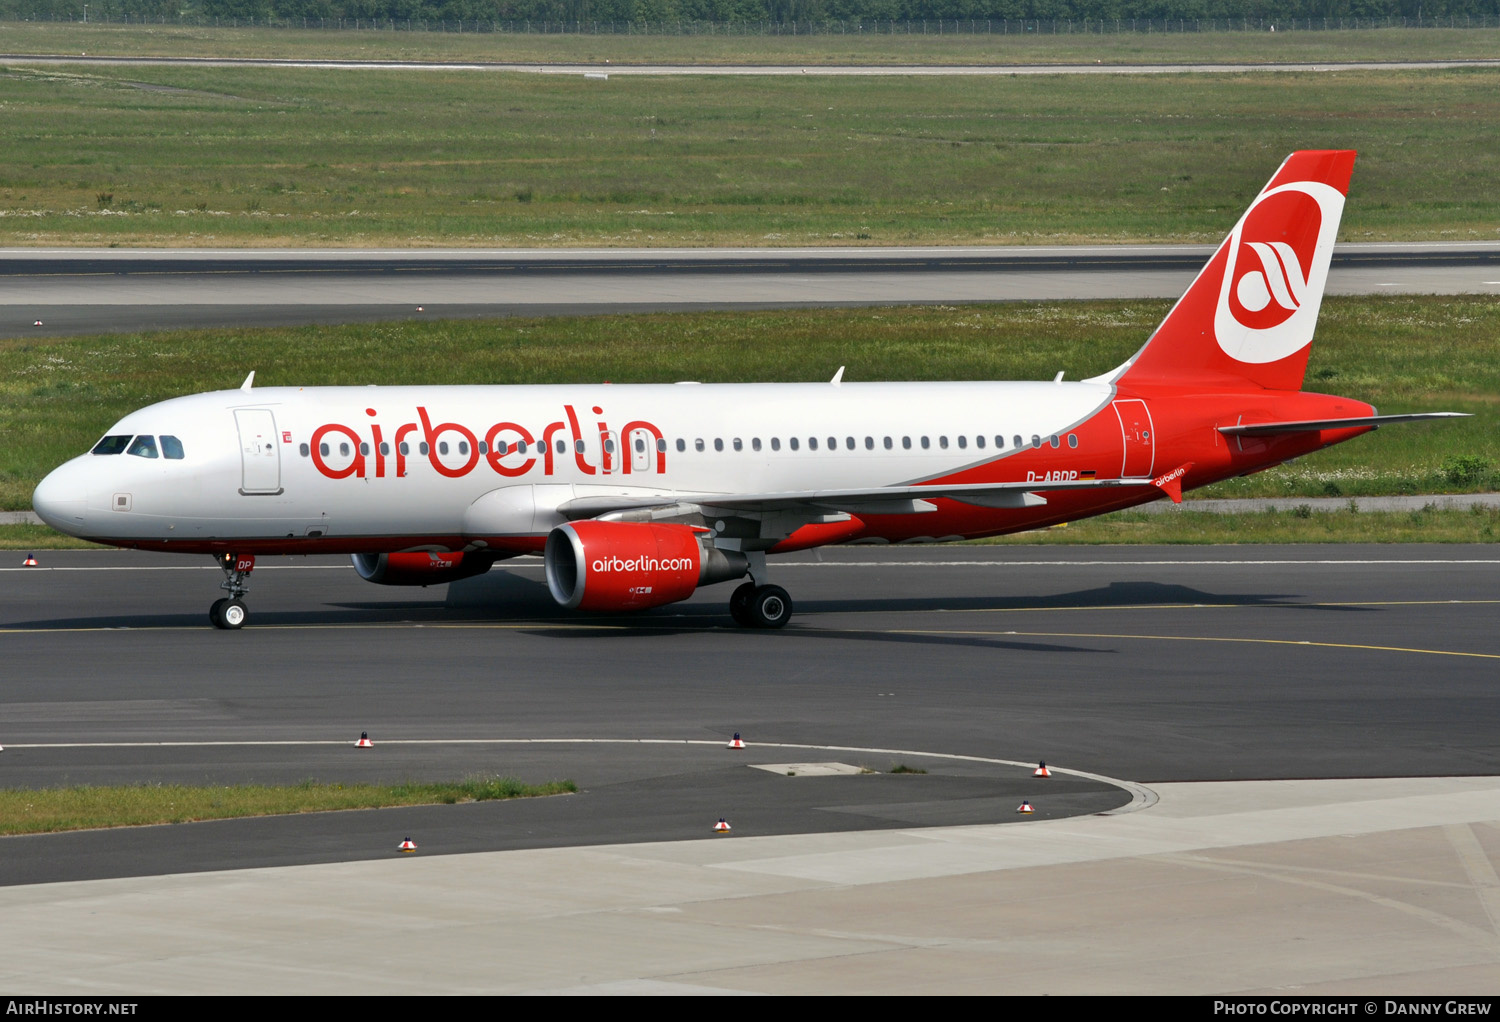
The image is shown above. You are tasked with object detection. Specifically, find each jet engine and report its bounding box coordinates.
[351,550,495,586]
[544,520,749,612]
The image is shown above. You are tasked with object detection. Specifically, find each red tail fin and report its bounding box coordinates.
[1116,150,1355,393]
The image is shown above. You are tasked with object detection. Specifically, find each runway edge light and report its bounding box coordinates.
[399,837,417,852]
[356,731,373,748]
[714,818,732,833]
[1033,761,1051,778]
[1017,800,1034,815]
[728,732,745,750]
[23,553,38,567]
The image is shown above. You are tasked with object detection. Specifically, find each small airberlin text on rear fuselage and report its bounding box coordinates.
[308,404,665,481]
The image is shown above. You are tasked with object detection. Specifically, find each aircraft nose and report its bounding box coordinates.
[32,462,89,535]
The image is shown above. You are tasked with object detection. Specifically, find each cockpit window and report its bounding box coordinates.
[126,435,159,459]
[161,435,185,460]
[92,435,131,456]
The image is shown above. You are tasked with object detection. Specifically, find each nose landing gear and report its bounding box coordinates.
[210,553,255,629]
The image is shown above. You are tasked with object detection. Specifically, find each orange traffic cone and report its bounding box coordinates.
[398,837,417,852]
[713,818,731,833]
[1033,761,1051,778]
[23,553,38,567]
[727,732,745,749]
[356,731,373,748]
[1017,800,1034,815]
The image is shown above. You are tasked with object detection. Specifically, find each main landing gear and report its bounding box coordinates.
[209,553,254,630]
[729,581,793,629]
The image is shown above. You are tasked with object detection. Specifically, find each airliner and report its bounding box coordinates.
[32,150,1463,629]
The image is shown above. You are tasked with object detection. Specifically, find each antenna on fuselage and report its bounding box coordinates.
[830,366,845,386]
[240,371,255,391]
[1054,371,1065,383]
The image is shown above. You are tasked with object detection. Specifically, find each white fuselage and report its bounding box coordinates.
[34,380,1123,548]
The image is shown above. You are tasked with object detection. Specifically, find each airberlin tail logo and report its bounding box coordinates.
[1214,182,1344,366]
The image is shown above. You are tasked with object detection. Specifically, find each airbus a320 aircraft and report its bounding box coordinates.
[33,151,1463,630]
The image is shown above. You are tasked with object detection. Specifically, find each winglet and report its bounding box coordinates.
[240,371,256,391]
[831,366,845,386]
[1152,462,1194,504]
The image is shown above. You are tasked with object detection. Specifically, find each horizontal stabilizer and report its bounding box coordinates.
[1219,413,1469,437]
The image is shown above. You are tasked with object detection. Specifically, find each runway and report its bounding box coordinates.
[4,543,1500,992]
[3,544,1497,881]
[6,243,1499,337]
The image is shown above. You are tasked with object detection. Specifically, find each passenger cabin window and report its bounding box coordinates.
[1049,435,1060,449]
[714,438,724,452]
[161,435,185,460]
[676,439,686,453]
[939,436,949,449]
[299,443,310,458]
[400,442,411,455]
[883,437,893,450]
[752,438,762,452]
[1068,434,1079,448]
[360,443,370,456]
[695,439,705,452]
[438,442,449,456]
[996,436,1005,449]
[809,437,818,451]
[957,436,968,450]
[976,436,986,449]
[733,438,743,452]
[92,435,132,456]
[770,438,780,452]
[127,435,158,459]
[420,442,430,456]
[340,443,352,457]
[790,437,800,451]
[921,436,930,449]
[828,437,837,450]
[1031,435,1042,449]
[1014,435,1023,450]
[864,437,874,450]
[319,443,331,457]
[657,438,666,453]
[846,437,855,450]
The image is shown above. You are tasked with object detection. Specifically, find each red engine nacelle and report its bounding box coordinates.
[545,520,746,612]
[351,550,495,586]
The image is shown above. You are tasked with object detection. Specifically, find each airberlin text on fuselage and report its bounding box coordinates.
[309,404,665,481]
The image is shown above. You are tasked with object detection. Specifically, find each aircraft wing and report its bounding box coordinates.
[556,475,1159,519]
[1218,412,1469,436]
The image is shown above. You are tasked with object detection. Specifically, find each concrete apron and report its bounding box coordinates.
[2,775,1498,994]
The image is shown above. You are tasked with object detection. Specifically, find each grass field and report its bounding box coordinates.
[2,296,1494,513]
[0,775,577,835]
[0,61,1496,246]
[6,22,1500,66]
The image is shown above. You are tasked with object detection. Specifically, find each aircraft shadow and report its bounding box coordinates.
[6,575,1366,635]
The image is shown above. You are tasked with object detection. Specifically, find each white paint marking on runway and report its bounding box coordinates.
[0,737,1157,813]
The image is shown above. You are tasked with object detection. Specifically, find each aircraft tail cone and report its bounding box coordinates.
[1017,800,1034,815]
[356,731,373,748]
[713,818,731,833]
[1033,762,1052,778]
[22,553,38,567]
[398,838,417,852]
[728,732,745,749]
